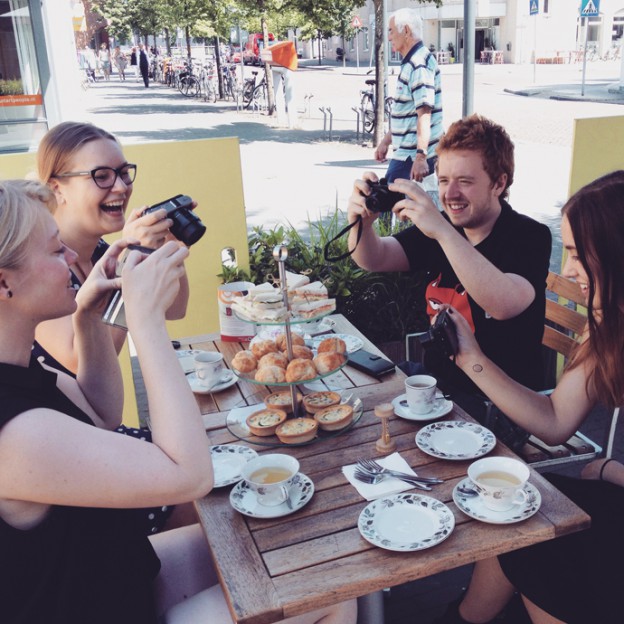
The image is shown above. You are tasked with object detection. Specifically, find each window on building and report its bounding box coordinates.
[0,0,47,152]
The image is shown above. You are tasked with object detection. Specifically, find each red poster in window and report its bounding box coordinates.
[0,94,43,106]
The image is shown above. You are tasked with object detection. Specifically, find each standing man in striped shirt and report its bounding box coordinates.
[374,8,443,189]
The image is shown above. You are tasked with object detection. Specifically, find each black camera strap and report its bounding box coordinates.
[323,215,363,262]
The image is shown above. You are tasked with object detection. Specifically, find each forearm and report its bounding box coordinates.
[415,110,431,151]
[458,353,578,444]
[132,320,212,473]
[349,228,409,273]
[74,309,124,427]
[437,229,535,319]
[165,272,190,320]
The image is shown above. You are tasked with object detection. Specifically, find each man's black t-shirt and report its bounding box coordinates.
[394,200,552,395]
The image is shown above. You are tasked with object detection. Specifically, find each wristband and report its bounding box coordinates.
[599,458,615,481]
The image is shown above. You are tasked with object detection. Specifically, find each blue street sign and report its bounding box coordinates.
[580,0,600,17]
[530,0,539,16]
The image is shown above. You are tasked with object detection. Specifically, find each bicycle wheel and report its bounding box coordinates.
[361,93,375,134]
[242,80,255,108]
[181,76,200,98]
[252,83,267,111]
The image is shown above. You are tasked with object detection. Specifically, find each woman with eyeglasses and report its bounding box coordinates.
[0,180,358,624]
[34,121,189,378]
[32,121,192,534]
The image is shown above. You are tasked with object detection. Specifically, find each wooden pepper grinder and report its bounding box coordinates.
[374,403,396,454]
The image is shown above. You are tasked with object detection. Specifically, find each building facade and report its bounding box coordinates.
[326,0,624,66]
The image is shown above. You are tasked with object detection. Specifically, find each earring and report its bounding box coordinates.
[7,290,12,299]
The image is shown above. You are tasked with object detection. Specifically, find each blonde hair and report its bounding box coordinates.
[0,180,56,269]
[36,121,118,185]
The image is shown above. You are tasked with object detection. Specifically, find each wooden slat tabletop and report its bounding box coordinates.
[136,315,591,624]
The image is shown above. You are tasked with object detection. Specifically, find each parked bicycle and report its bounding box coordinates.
[242,70,268,112]
[197,61,218,103]
[359,78,394,135]
[221,63,238,101]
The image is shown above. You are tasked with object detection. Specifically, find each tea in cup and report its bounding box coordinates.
[241,453,300,506]
[405,374,437,414]
[468,456,530,512]
[194,352,232,389]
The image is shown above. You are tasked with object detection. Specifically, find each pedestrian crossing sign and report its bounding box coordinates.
[529,0,539,16]
[580,0,599,17]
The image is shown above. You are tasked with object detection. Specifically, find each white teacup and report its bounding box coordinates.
[241,454,300,507]
[468,456,530,512]
[194,352,232,389]
[405,374,437,414]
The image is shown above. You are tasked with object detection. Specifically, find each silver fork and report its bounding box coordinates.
[353,469,432,491]
[357,458,443,485]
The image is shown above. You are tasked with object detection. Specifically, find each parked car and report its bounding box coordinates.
[243,33,275,65]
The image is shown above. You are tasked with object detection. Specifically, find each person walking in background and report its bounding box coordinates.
[98,43,111,81]
[113,46,128,81]
[139,44,150,88]
[375,8,443,209]
[266,40,299,129]
[130,46,139,81]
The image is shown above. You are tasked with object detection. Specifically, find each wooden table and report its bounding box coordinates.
[140,315,590,624]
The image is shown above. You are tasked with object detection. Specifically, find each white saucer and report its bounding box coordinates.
[416,421,496,460]
[305,317,336,335]
[229,473,314,518]
[176,349,203,374]
[187,371,236,394]
[211,445,258,488]
[358,493,455,552]
[309,333,363,354]
[392,394,454,422]
[453,478,541,524]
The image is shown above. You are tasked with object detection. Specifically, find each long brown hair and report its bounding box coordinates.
[564,170,624,408]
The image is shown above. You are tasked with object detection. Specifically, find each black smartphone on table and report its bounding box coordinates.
[347,349,395,378]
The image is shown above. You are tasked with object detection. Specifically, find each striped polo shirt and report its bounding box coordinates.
[391,41,443,161]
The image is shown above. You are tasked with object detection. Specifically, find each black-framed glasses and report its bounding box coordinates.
[53,164,137,189]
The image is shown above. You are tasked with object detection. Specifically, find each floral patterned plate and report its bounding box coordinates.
[415,421,496,460]
[358,493,455,552]
[210,445,258,488]
[230,473,314,518]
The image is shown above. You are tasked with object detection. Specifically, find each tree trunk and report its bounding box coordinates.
[373,0,386,147]
[262,16,276,115]
[185,26,191,59]
[317,29,322,65]
[164,28,171,56]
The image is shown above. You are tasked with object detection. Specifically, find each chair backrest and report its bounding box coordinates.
[543,271,586,362]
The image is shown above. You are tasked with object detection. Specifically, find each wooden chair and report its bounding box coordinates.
[517,271,620,468]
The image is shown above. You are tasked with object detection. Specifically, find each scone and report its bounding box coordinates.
[285,358,317,382]
[291,345,314,360]
[303,391,342,414]
[313,352,346,375]
[258,351,288,369]
[231,350,257,374]
[251,339,278,360]
[264,390,302,414]
[246,408,287,436]
[314,404,354,431]
[317,336,347,354]
[275,417,318,444]
[255,365,286,383]
[275,332,305,351]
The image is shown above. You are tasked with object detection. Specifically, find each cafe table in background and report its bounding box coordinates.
[132,314,590,624]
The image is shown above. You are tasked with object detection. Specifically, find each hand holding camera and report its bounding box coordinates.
[124,194,206,248]
[363,178,405,214]
[418,309,459,361]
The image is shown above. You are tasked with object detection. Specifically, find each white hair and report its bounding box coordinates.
[391,8,423,41]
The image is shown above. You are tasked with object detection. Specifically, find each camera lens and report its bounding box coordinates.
[169,208,206,246]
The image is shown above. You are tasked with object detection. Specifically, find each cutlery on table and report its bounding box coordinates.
[357,458,444,485]
[353,469,432,491]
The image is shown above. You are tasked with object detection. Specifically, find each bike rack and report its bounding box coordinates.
[351,107,361,142]
[319,106,333,141]
[303,93,314,118]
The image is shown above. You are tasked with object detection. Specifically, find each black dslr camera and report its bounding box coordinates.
[364,178,404,213]
[143,194,206,246]
[418,310,459,360]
